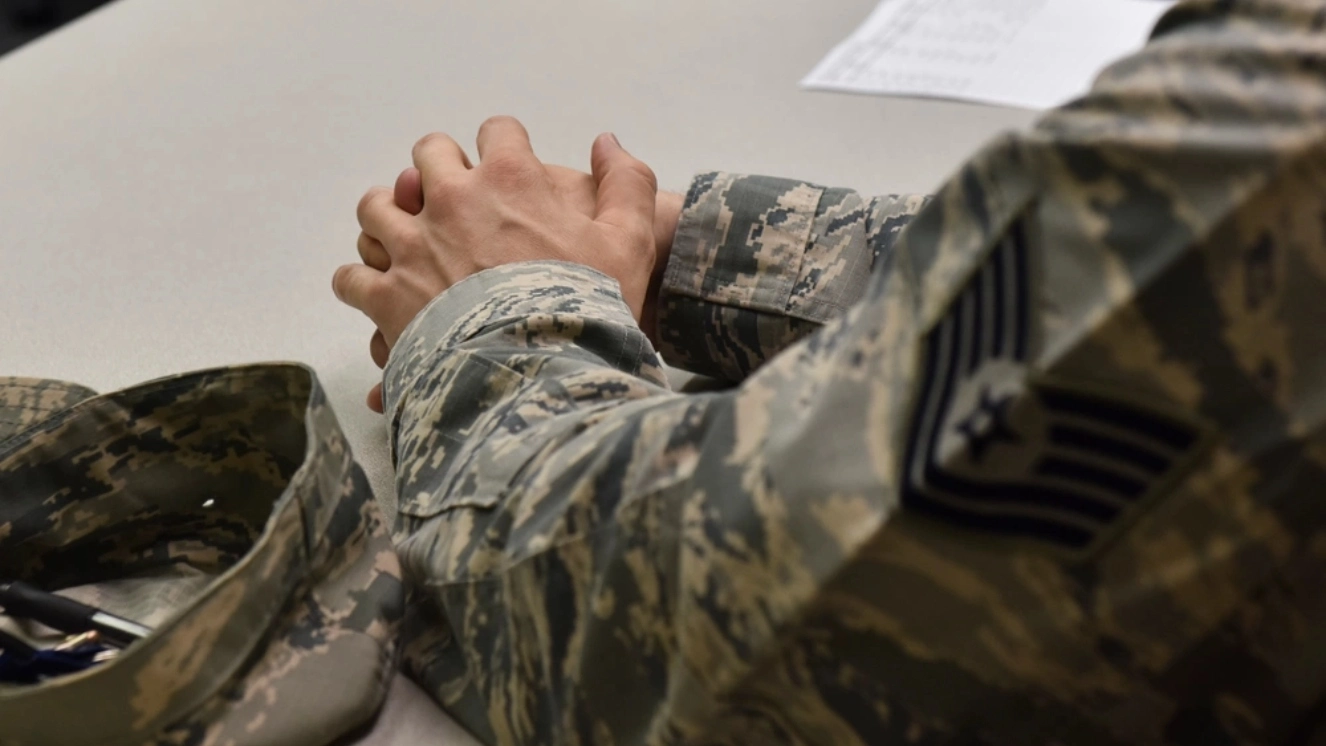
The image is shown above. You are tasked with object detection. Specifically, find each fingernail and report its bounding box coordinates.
[607,132,621,148]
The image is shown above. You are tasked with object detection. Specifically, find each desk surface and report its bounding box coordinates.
[0,0,1035,740]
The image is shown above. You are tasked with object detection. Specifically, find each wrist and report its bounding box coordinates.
[653,191,684,279]
[642,191,683,347]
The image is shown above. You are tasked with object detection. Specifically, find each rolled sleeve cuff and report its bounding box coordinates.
[662,172,825,316]
[656,172,874,380]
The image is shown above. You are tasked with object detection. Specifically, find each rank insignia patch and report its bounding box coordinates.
[901,221,1207,554]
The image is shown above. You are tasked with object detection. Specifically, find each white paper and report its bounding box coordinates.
[802,0,1177,109]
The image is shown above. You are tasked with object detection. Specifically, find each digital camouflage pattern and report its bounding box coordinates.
[382,0,1326,743]
[0,379,97,438]
[661,177,930,382]
[0,365,404,746]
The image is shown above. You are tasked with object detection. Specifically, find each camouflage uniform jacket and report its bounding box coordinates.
[0,365,404,746]
[384,1,1326,743]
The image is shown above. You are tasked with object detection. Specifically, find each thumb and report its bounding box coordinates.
[590,133,657,240]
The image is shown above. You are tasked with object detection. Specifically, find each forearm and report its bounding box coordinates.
[382,263,670,489]
[654,172,929,381]
[383,262,698,744]
[381,257,907,745]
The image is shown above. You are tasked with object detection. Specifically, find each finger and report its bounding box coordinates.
[475,115,535,163]
[590,132,657,239]
[357,232,390,271]
[394,167,425,215]
[332,263,387,316]
[370,329,389,368]
[367,383,384,414]
[411,132,471,184]
[357,187,415,243]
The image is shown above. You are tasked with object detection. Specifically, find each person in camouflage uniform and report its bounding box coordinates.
[333,0,1326,743]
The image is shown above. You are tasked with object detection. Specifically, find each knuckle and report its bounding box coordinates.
[361,281,390,313]
[394,223,423,249]
[480,114,518,132]
[632,161,658,191]
[412,131,450,157]
[332,264,354,296]
[427,174,466,204]
[365,277,387,301]
[356,188,387,221]
[333,265,385,310]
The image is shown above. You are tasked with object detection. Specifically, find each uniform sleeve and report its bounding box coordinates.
[380,258,920,745]
[384,1,1326,743]
[655,173,930,381]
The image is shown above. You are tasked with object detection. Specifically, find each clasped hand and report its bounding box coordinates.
[333,116,676,412]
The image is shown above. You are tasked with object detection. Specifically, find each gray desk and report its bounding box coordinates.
[0,0,1035,741]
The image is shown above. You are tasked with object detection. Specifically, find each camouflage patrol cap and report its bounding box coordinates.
[0,364,404,746]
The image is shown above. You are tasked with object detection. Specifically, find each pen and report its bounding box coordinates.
[0,581,152,648]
